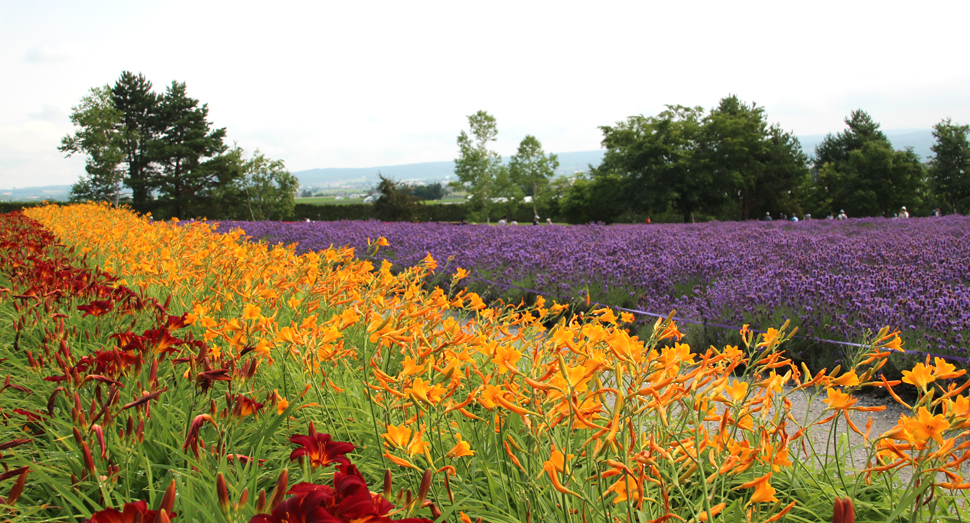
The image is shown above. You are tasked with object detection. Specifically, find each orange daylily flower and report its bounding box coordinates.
[905,406,951,445]
[276,326,301,344]
[902,363,936,391]
[242,303,262,321]
[400,356,428,377]
[465,293,486,311]
[830,370,860,388]
[757,328,781,348]
[739,472,778,504]
[698,502,726,521]
[335,308,360,329]
[823,388,858,411]
[407,429,431,458]
[605,476,641,505]
[478,384,502,410]
[721,380,749,403]
[491,345,522,375]
[550,328,576,350]
[933,357,967,381]
[446,434,475,459]
[421,252,438,271]
[405,378,445,405]
[383,424,411,449]
[593,307,618,324]
[542,445,574,475]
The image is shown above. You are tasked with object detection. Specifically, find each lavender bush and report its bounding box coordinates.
[214,217,970,366]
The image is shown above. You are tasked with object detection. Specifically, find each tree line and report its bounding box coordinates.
[63,78,970,224]
[453,99,970,224]
[60,72,298,220]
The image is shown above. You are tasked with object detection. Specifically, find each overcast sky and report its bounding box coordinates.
[2,0,969,189]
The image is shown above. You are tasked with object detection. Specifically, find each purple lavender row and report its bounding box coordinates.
[214,217,970,358]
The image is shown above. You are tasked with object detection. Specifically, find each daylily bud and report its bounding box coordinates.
[81,441,97,477]
[255,489,267,513]
[158,479,177,514]
[217,472,230,514]
[268,469,288,511]
[5,467,28,505]
[415,469,432,508]
[136,416,145,443]
[383,469,393,500]
[149,359,159,388]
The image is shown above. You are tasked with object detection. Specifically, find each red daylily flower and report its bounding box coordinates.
[196,369,231,394]
[289,425,355,470]
[248,468,434,523]
[84,500,175,523]
[77,300,115,317]
[109,331,147,353]
[144,328,184,355]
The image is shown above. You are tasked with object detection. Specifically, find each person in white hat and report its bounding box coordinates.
[899,206,909,218]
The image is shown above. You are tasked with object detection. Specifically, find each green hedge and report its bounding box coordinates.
[0,202,49,214]
[293,203,474,223]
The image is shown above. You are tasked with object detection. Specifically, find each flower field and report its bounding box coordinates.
[1,203,969,522]
[216,217,970,368]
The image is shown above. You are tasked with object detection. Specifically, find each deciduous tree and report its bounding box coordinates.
[929,118,970,214]
[59,86,126,204]
[509,135,559,216]
[453,110,502,223]
[701,95,808,220]
[597,105,713,222]
[809,110,926,217]
[213,147,299,220]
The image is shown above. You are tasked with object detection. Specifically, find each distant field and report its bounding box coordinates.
[297,195,466,205]
[297,196,366,205]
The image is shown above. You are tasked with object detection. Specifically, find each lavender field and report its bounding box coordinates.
[216,216,970,366]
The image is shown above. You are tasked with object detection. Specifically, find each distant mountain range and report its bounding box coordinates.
[1,129,937,199]
[292,150,609,187]
[0,185,72,202]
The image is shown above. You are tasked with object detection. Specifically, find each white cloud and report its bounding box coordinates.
[27,104,66,123]
[22,44,79,64]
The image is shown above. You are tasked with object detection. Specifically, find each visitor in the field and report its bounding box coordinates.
[762,212,772,222]
[899,206,909,218]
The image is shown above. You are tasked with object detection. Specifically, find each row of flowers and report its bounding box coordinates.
[0,209,444,522]
[4,202,968,522]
